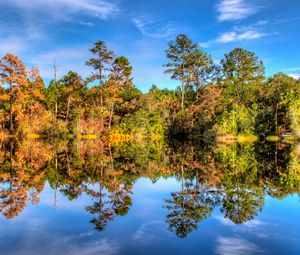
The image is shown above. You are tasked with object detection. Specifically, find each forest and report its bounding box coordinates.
[0,34,300,142]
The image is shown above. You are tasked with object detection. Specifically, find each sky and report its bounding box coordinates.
[0,0,300,91]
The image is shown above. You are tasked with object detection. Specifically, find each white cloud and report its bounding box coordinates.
[7,0,119,20]
[201,30,265,47]
[79,21,95,27]
[243,220,265,228]
[132,16,177,38]
[217,30,264,43]
[216,0,258,22]
[216,236,261,255]
[282,68,300,80]
[288,74,300,80]
[13,232,119,255]
[0,0,119,55]
[132,221,172,243]
[214,215,265,228]
[215,216,235,226]
[0,37,28,56]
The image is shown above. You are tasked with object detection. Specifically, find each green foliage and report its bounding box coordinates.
[214,104,257,135]
[119,108,164,139]
[257,73,299,134]
[289,98,300,136]
[221,48,265,106]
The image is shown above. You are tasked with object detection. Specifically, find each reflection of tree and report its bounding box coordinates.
[275,143,300,197]
[165,191,200,238]
[84,164,115,232]
[255,141,294,199]
[164,186,220,238]
[85,186,115,231]
[85,166,134,231]
[0,178,27,219]
[85,179,133,231]
[0,140,48,218]
[0,136,299,238]
[108,180,132,216]
[215,142,265,224]
[164,164,219,238]
[221,186,264,224]
[60,184,84,200]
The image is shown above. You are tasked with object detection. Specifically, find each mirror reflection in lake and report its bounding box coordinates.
[0,138,300,255]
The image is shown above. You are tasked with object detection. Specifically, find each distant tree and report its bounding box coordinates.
[220,48,265,106]
[164,34,198,110]
[189,49,218,99]
[86,41,114,107]
[27,67,46,105]
[110,56,133,86]
[290,99,300,136]
[59,71,86,121]
[104,56,133,129]
[261,73,299,134]
[191,85,223,133]
[0,53,28,133]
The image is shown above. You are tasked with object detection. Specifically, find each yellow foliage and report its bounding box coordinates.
[109,130,133,145]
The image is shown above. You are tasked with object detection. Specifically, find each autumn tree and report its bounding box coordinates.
[22,67,46,133]
[0,53,28,133]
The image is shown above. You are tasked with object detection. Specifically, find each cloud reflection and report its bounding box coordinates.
[215,236,261,255]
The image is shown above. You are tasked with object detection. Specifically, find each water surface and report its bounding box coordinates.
[0,139,299,255]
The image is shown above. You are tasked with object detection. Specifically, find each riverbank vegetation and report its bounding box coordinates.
[0,34,300,141]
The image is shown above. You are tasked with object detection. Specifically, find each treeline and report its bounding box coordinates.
[0,34,299,140]
[164,34,300,139]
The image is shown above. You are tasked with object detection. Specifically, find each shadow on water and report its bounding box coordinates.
[0,137,299,238]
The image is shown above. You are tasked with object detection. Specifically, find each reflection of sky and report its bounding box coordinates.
[0,178,300,255]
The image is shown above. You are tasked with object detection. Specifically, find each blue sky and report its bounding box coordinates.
[0,0,299,91]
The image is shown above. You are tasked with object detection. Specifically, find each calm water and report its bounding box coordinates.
[0,139,299,255]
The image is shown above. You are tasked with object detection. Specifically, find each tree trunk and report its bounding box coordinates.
[195,75,199,100]
[29,107,32,135]
[99,68,103,107]
[181,79,185,110]
[108,103,114,130]
[195,171,199,194]
[55,101,58,120]
[181,163,185,194]
[54,62,58,121]
[275,103,278,134]
[9,79,13,134]
[66,96,71,121]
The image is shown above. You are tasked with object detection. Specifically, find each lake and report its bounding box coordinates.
[0,139,299,255]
